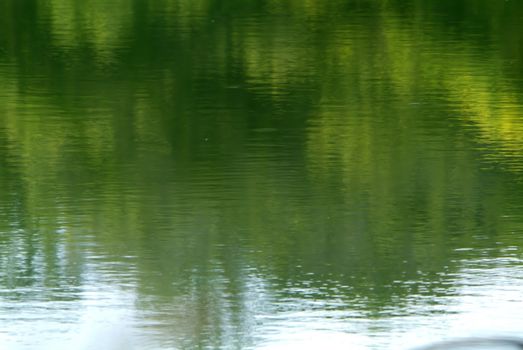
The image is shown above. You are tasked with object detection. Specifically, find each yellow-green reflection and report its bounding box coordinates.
[1,0,523,348]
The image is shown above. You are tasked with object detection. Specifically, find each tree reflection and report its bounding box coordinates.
[1,0,523,348]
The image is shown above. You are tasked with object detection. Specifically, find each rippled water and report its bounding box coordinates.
[1,1,523,349]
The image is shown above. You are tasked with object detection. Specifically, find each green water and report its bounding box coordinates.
[1,1,523,349]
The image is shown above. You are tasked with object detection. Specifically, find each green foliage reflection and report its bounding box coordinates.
[2,0,523,347]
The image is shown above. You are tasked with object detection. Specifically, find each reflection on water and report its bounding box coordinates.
[2,0,523,349]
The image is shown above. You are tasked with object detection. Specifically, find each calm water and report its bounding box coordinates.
[2,1,523,349]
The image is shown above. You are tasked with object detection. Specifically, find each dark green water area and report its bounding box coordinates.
[1,1,523,349]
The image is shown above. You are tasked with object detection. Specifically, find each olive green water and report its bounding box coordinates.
[2,1,523,349]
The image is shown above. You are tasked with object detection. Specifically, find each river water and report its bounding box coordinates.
[1,1,523,349]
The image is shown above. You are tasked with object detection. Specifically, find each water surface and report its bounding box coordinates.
[1,1,523,349]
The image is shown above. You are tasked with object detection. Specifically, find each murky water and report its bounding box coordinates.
[1,1,523,349]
